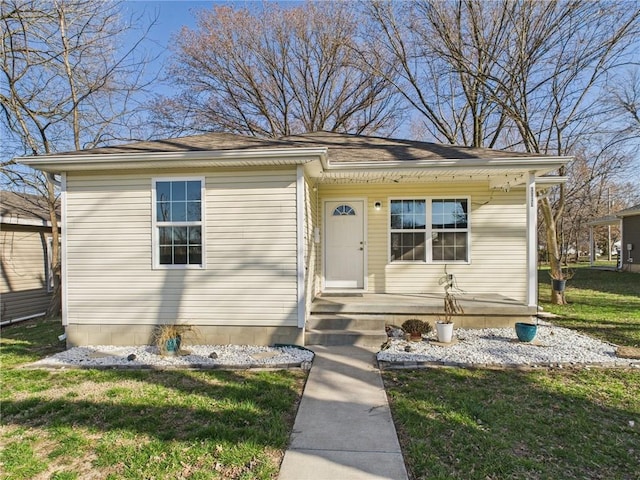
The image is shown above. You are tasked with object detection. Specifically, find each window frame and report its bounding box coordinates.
[388,196,470,264]
[152,177,206,270]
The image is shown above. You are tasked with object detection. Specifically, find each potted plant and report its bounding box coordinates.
[401,319,432,341]
[436,283,464,343]
[515,320,538,342]
[549,267,574,297]
[153,324,193,356]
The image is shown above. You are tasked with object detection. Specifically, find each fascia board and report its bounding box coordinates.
[327,156,571,171]
[18,147,328,172]
[0,215,52,227]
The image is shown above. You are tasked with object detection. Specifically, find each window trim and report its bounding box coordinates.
[388,196,471,264]
[152,177,206,270]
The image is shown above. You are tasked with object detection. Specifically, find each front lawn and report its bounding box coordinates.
[386,266,640,479]
[0,318,306,480]
[539,265,640,347]
[385,368,639,480]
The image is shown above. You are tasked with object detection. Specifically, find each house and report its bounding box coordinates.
[19,132,571,347]
[1,190,58,324]
[617,204,640,273]
[590,204,640,273]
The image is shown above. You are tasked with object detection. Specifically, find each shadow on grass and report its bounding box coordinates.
[2,368,302,445]
[384,368,640,480]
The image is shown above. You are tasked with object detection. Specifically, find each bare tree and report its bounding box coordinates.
[367,0,640,304]
[150,1,404,138]
[1,0,157,317]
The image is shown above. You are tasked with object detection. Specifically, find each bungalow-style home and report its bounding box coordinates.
[589,204,640,273]
[1,190,58,324]
[19,132,571,347]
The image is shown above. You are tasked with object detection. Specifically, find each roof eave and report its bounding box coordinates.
[18,147,329,173]
[0,215,53,227]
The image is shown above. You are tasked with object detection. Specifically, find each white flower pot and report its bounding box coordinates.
[436,322,454,343]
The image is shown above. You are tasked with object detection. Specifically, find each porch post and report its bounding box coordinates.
[589,226,595,267]
[296,166,306,328]
[526,172,537,307]
[61,173,68,327]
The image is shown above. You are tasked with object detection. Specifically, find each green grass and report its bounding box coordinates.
[0,318,306,479]
[387,267,640,479]
[385,368,640,480]
[538,265,640,347]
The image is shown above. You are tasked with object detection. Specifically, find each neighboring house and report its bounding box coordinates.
[1,190,58,324]
[618,204,640,273]
[588,204,640,273]
[19,132,571,347]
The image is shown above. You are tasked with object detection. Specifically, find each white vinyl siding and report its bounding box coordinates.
[319,182,527,302]
[65,169,299,326]
[0,228,52,320]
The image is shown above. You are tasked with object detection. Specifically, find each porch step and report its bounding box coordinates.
[305,314,388,347]
[305,329,389,347]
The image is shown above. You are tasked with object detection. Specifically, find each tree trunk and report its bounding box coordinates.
[540,196,567,305]
[45,177,62,318]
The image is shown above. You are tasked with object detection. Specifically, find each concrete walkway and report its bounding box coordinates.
[278,346,409,480]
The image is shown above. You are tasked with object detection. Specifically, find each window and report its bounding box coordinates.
[153,178,204,268]
[390,200,426,261]
[390,198,469,263]
[333,204,356,216]
[431,199,468,262]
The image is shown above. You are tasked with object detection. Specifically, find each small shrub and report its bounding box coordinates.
[401,319,432,336]
[152,325,194,354]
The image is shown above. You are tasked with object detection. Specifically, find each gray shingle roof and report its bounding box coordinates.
[56,131,538,162]
[280,131,536,162]
[0,190,59,224]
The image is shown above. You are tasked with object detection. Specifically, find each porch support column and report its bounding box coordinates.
[589,226,595,266]
[296,166,306,328]
[526,172,537,307]
[61,173,68,327]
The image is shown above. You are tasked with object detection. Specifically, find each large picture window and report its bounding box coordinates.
[390,198,469,263]
[153,178,204,268]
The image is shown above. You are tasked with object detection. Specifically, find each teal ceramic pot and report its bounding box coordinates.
[165,336,182,354]
[515,322,538,342]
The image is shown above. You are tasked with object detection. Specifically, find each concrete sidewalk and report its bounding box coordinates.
[278,346,409,480]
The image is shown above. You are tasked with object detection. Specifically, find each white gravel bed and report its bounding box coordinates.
[378,325,638,368]
[29,344,314,369]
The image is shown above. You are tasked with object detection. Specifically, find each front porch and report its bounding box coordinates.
[306,293,537,346]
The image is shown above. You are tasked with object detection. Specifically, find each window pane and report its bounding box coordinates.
[159,227,172,245]
[188,226,201,245]
[172,201,187,222]
[157,202,171,222]
[173,226,188,243]
[432,199,468,229]
[390,232,425,261]
[172,181,186,201]
[156,182,171,202]
[174,246,187,264]
[432,232,468,261]
[390,200,426,230]
[188,246,202,265]
[159,246,173,264]
[186,201,201,221]
[187,181,201,201]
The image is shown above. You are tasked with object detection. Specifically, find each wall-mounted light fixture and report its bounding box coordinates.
[374,201,382,211]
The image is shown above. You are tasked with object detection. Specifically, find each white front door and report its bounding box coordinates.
[325,200,365,289]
